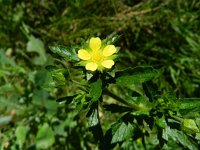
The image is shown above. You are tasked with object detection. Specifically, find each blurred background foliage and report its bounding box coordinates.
[0,0,199,149]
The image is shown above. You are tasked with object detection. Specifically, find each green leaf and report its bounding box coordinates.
[0,49,15,66]
[162,127,169,141]
[167,128,198,150]
[195,118,200,129]
[195,133,200,140]
[181,119,199,134]
[34,68,56,89]
[49,45,79,61]
[115,66,157,86]
[15,125,29,149]
[36,123,55,149]
[32,89,57,113]
[89,78,102,101]
[0,83,16,94]
[179,98,200,111]
[27,35,47,65]
[45,66,67,86]
[156,117,167,129]
[87,105,99,127]
[111,122,134,144]
[86,102,103,142]
[51,69,67,86]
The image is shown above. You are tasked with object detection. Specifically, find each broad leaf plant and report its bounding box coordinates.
[49,35,200,150]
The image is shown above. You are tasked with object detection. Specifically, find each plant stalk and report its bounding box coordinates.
[104,89,141,111]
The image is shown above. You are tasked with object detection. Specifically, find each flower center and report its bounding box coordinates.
[91,50,104,63]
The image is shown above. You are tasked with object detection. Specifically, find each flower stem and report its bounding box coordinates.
[104,89,141,111]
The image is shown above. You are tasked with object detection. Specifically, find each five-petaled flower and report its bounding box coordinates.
[77,37,117,71]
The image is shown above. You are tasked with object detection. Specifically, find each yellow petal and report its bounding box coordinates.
[89,37,101,51]
[78,49,91,60]
[102,45,116,56]
[101,60,114,69]
[86,62,98,71]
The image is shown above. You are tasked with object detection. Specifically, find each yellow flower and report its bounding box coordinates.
[78,37,117,71]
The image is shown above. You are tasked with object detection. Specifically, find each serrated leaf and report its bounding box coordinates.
[86,102,100,128]
[15,125,29,149]
[179,98,200,112]
[156,117,167,129]
[179,98,200,116]
[87,106,98,127]
[181,119,199,134]
[49,45,79,61]
[51,70,66,86]
[46,67,67,87]
[167,128,198,150]
[115,66,157,86]
[36,123,55,149]
[162,127,169,141]
[27,35,47,65]
[195,118,200,129]
[195,133,200,140]
[35,69,56,89]
[111,122,134,144]
[90,78,102,101]
[87,103,103,142]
